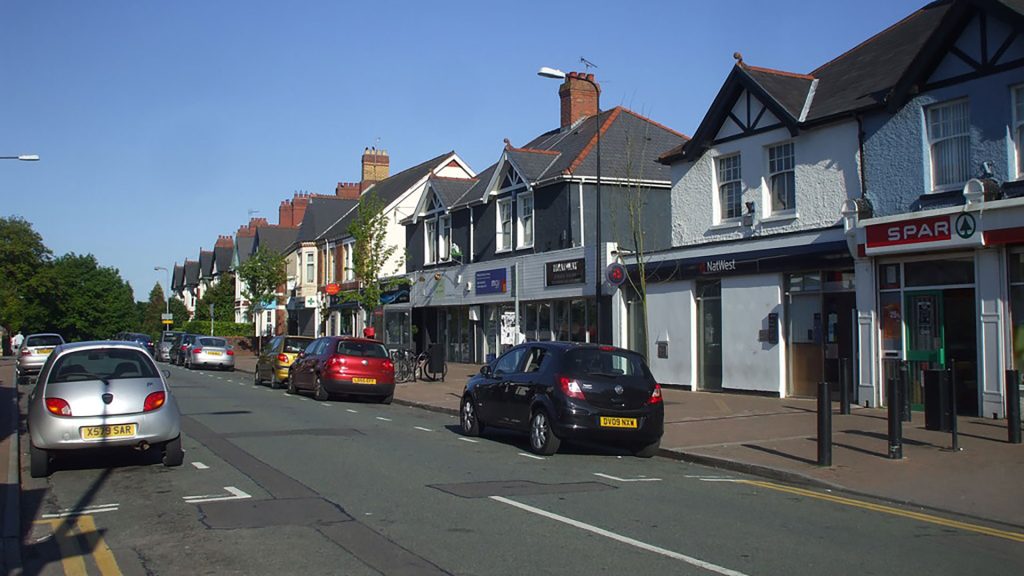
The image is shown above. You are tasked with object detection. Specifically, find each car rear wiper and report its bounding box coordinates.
[587,371,622,378]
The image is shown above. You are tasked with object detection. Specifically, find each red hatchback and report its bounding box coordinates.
[287,337,395,403]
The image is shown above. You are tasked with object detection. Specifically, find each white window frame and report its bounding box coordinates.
[926,98,970,192]
[439,214,451,261]
[517,192,534,249]
[766,142,795,215]
[425,219,438,264]
[1013,85,1024,179]
[342,241,355,281]
[716,154,743,221]
[305,251,315,285]
[497,198,513,252]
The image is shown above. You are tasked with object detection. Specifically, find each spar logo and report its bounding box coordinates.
[867,215,951,248]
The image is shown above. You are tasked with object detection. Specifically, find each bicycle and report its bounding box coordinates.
[391,348,418,383]
[417,349,448,382]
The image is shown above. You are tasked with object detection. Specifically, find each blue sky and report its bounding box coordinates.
[2,0,925,301]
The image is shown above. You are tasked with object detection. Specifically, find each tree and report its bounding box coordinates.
[341,191,405,326]
[142,282,168,335]
[0,216,52,335]
[236,247,286,342]
[194,274,236,322]
[25,253,136,340]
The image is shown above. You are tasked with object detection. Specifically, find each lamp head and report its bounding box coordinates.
[537,66,566,80]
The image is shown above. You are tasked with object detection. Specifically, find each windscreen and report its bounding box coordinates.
[49,348,158,383]
[26,335,63,347]
[335,341,389,358]
[161,332,181,342]
[199,338,227,347]
[284,338,311,353]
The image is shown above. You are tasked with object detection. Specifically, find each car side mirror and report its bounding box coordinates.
[162,369,171,380]
[480,365,493,377]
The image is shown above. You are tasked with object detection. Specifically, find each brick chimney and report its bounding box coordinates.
[214,235,234,248]
[559,72,600,129]
[336,181,361,200]
[236,217,268,237]
[361,147,389,190]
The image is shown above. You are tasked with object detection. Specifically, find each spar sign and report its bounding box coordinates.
[865,213,979,255]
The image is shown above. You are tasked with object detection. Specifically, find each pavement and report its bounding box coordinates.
[2,354,1022,574]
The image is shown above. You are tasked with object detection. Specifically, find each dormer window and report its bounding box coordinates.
[926,99,970,191]
[518,193,534,248]
[717,154,742,220]
[497,198,513,252]
[422,190,451,265]
[425,219,438,264]
[767,142,795,214]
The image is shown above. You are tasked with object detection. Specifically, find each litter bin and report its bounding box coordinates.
[923,369,951,431]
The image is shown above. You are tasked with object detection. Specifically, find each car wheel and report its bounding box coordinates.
[313,377,329,401]
[226,366,234,372]
[286,374,297,395]
[253,367,261,385]
[378,393,393,405]
[30,442,51,478]
[460,395,483,436]
[162,435,184,467]
[529,409,560,456]
[270,375,281,390]
[633,440,660,459]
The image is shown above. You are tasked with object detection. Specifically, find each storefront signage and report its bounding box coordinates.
[475,268,507,295]
[546,258,586,286]
[700,259,737,273]
[865,213,982,255]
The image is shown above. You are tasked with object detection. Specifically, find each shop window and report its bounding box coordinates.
[538,303,552,341]
[524,302,538,341]
[904,259,974,287]
[788,272,821,293]
[1011,251,1024,368]
[879,264,901,290]
[570,299,587,342]
[879,291,903,351]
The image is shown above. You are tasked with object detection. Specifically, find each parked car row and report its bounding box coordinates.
[163,332,235,371]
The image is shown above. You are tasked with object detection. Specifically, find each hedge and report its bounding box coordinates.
[179,321,255,338]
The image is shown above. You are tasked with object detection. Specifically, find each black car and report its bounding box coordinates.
[460,342,664,457]
[169,333,198,366]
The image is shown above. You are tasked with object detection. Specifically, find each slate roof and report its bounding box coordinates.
[294,197,358,246]
[183,260,200,287]
[172,264,184,291]
[199,250,214,279]
[254,226,299,255]
[661,0,1024,163]
[451,163,498,209]
[429,177,477,207]
[213,245,233,275]
[234,235,255,267]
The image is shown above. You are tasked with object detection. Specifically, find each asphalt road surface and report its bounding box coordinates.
[17,364,1024,575]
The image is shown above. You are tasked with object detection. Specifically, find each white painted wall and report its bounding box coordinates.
[670,121,861,246]
[645,280,696,388]
[721,274,784,394]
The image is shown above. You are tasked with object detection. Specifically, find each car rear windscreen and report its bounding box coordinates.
[564,349,645,378]
[283,338,311,353]
[50,348,158,383]
[335,341,389,358]
[199,338,227,347]
[26,335,63,347]
[162,332,182,342]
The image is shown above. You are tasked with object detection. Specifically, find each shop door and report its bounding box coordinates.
[905,290,945,409]
[697,281,723,391]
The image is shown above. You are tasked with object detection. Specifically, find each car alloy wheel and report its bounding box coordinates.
[460,396,482,436]
[314,377,329,402]
[529,410,561,456]
[286,374,297,394]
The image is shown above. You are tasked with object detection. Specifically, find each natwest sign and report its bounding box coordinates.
[865,213,980,255]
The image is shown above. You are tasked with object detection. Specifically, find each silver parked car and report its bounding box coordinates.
[184,336,235,371]
[15,333,65,385]
[156,331,184,362]
[27,341,184,477]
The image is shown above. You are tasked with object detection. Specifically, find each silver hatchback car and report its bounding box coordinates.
[183,336,235,371]
[27,341,184,477]
[16,333,65,385]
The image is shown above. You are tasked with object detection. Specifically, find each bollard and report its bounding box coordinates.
[1007,370,1021,444]
[839,357,851,415]
[949,359,960,452]
[899,361,912,423]
[818,380,832,466]
[887,376,903,459]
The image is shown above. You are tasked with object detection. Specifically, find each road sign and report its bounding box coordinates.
[606,263,626,286]
[162,320,174,325]
[161,313,173,321]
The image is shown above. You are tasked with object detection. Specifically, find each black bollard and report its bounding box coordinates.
[900,361,912,423]
[887,376,903,459]
[839,357,851,415]
[1007,370,1021,444]
[818,380,832,466]
[949,359,960,452]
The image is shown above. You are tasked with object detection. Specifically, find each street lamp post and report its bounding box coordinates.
[154,266,170,323]
[0,155,40,161]
[538,65,603,344]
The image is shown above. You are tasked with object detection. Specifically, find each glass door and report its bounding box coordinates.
[697,280,723,391]
[905,290,945,408]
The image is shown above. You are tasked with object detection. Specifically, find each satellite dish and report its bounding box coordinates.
[963,178,985,204]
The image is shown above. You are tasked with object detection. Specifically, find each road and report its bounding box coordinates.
[16,363,1023,575]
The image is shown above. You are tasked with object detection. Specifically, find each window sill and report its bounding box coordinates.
[516,243,535,251]
[761,212,798,224]
[495,248,513,255]
[709,220,743,231]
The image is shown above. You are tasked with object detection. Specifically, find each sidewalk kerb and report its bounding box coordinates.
[3,364,23,575]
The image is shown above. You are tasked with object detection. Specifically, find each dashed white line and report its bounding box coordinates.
[320,403,332,407]
[183,486,251,504]
[491,496,750,576]
[347,409,358,414]
[458,438,479,443]
[41,504,120,518]
[376,416,392,422]
[414,426,433,432]
[593,473,661,482]
[518,452,546,460]
[191,462,210,470]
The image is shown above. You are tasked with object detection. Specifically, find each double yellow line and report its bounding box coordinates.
[742,480,1024,543]
[34,515,122,575]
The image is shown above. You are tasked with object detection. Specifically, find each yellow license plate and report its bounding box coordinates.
[352,377,376,384]
[81,424,137,440]
[38,348,54,355]
[207,351,222,356]
[599,417,638,428]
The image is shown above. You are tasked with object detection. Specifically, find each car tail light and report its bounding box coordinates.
[21,348,31,356]
[559,376,586,400]
[277,353,288,363]
[599,345,616,351]
[326,356,347,371]
[382,359,394,371]
[226,349,234,356]
[192,348,202,354]
[144,391,166,412]
[45,398,72,416]
[649,384,663,405]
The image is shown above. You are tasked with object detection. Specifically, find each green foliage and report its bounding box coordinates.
[181,320,253,337]
[342,190,404,314]
[194,274,236,322]
[0,216,52,333]
[141,282,168,335]
[237,248,286,323]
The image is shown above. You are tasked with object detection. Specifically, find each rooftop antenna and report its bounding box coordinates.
[580,57,598,71]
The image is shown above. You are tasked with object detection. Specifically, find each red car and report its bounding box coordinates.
[287,337,395,404]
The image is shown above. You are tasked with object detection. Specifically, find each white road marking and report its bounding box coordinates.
[347,409,358,413]
[376,416,392,422]
[491,496,750,576]
[320,403,332,407]
[183,486,251,504]
[699,478,745,483]
[518,452,546,460]
[191,462,210,470]
[42,504,119,518]
[414,426,433,432]
[458,438,478,443]
[593,473,661,482]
